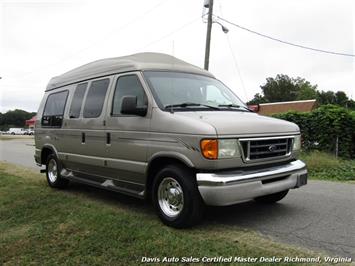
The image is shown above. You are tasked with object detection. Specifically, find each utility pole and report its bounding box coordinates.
[204,0,213,70]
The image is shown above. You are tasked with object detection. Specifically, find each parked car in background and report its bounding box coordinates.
[35,52,308,228]
[24,129,34,135]
[7,128,26,135]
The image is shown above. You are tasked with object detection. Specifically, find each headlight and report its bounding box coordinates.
[293,135,301,151]
[200,139,240,159]
[218,139,240,158]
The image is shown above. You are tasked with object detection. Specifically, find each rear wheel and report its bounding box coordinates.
[46,154,69,189]
[152,164,204,228]
[254,190,289,203]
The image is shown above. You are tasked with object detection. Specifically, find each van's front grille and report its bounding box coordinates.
[240,137,293,161]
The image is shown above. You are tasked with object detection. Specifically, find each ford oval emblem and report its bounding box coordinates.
[268,145,277,152]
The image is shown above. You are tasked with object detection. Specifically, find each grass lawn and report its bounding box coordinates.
[300,151,355,182]
[0,162,328,266]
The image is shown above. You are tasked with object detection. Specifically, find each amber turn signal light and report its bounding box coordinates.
[200,139,218,160]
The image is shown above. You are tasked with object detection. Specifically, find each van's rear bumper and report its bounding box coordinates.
[196,160,307,206]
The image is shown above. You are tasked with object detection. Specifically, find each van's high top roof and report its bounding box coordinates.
[46,52,214,91]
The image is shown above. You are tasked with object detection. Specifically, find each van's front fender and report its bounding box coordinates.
[148,151,195,168]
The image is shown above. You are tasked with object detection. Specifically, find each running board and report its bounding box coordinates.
[60,169,145,199]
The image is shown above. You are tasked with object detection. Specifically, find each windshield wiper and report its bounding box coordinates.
[164,102,220,111]
[218,104,252,112]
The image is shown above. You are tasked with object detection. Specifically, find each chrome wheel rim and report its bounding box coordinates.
[47,159,58,183]
[158,177,184,218]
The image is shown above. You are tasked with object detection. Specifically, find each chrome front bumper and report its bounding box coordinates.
[196,160,307,206]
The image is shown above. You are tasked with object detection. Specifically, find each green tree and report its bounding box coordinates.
[316,91,336,105]
[316,90,354,109]
[247,93,268,105]
[248,74,318,104]
[295,77,317,100]
[335,91,349,106]
[261,74,299,102]
[247,74,354,110]
[348,99,355,110]
[0,109,36,130]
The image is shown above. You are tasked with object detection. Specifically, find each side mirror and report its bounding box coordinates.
[121,96,147,116]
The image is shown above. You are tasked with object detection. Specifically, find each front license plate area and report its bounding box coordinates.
[296,173,308,187]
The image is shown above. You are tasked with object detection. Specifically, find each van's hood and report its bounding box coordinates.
[175,111,299,136]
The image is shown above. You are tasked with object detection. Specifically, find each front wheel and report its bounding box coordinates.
[152,165,204,228]
[46,154,69,189]
[254,190,289,203]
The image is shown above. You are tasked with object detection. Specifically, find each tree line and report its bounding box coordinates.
[0,109,36,131]
[247,74,355,109]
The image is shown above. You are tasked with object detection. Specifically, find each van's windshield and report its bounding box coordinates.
[144,71,248,112]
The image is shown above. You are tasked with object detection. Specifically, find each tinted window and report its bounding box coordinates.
[112,75,147,115]
[42,90,68,127]
[43,90,68,116]
[69,83,87,118]
[83,79,110,118]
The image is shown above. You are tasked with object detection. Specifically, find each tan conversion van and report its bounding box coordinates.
[35,53,307,228]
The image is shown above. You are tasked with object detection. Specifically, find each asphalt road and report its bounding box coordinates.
[1,137,354,259]
[205,182,355,259]
[0,136,39,170]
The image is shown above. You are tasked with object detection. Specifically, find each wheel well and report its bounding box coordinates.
[145,157,194,201]
[41,147,54,164]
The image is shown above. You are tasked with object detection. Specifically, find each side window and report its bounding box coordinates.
[83,78,110,118]
[42,90,69,127]
[112,75,147,115]
[69,83,87,118]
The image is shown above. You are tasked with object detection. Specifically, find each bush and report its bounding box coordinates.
[300,151,355,181]
[273,105,355,158]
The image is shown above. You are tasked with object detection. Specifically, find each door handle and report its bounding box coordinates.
[81,132,85,144]
[106,132,111,145]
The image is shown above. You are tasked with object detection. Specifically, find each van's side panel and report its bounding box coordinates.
[59,77,114,176]
[104,72,152,190]
[58,82,89,171]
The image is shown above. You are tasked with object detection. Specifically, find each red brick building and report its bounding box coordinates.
[248,99,317,115]
[25,116,36,129]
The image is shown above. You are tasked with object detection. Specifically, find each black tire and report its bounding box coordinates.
[152,164,204,228]
[45,154,69,189]
[254,190,289,203]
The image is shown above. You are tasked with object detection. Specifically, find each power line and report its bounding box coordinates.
[217,1,248,99]
[225,34,248,100]
[216,16,355,57]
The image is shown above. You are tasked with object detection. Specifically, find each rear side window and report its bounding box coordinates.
[69,83,87,118]
[83,78,110,118]
[42,90,68,127]
[112,75,147,115]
